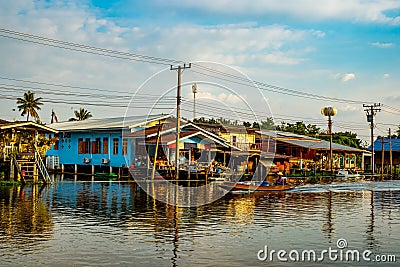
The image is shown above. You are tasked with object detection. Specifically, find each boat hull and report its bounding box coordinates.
[94,173,118,181]
[220,181,294,192]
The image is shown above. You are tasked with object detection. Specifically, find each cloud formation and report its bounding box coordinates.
[371,42,394,48]
[159,0,400,24]
[341,73,356,82]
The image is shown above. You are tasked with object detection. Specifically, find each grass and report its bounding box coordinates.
[0,180,22,186]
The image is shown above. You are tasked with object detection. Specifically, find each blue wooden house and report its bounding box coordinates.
[46,114,171,175]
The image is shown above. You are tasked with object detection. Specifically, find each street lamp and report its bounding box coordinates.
[321,107,337,175]
[192,83,197,120]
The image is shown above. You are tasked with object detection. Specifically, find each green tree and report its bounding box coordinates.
[69,108,92,121]
[243,121,251,127]
[16,91,43,121]
[260,117,276,130]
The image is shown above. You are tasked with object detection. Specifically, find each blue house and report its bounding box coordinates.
[368,137,400,171]
[46,114,171,175]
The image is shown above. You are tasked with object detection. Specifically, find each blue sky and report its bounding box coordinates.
[0,0,399,143]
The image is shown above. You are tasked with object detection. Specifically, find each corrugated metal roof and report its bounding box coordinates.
[370,137,400,152]
[258,130,366,153]
[0,120,58,133]
[50,114,170,131]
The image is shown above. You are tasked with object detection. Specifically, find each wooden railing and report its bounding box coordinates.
[11,157,26,184]
[34,148,52,184]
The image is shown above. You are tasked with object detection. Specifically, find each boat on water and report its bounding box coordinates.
[335,170,363,180]
[94,172,118,181]
[219,181,294,192]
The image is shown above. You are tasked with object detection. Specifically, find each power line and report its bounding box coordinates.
[190,64,372,105]
[0,28,184,66]
[0,27,379,106]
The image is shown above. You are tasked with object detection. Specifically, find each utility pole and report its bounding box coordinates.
[389,128,393,176]
[363,103,381,175]
[381,136,384,176]
[151,122,162,180]
[170,63,191,179]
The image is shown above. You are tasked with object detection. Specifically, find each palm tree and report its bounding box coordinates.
[69,108,92,121]
[16,91,43,121]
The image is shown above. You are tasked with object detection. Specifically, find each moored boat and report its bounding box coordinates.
[219,181,294,192]
[94,172,118,181]
[335,170,363,180]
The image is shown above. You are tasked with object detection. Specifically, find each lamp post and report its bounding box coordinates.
[192,83,197,120]
[321,107,337,175]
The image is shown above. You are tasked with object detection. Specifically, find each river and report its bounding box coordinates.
[1,177,399,266]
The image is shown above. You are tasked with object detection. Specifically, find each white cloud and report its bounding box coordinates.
[195,91,243,106]
[158,0,400,25]
[124,23,319,67]
[371,42,394,48]
[341,73,356,82]
[383,73,390,79]
[332,73,357,82]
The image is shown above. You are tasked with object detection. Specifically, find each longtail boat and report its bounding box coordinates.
[219,181,294,192]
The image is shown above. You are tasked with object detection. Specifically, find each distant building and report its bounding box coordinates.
[368,137,400,173]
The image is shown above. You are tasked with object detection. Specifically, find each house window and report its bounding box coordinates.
[54,140,59,150]
[232,136,237,146]
[92,138,101,154]
[85,138,91,154]
[113,138,119,155]
[103,137,109,154]
[122,139,128,155]
[78,138,84,154]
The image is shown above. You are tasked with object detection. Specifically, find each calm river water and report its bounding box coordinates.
[1,177,400,266]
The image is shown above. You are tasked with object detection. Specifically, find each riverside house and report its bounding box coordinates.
[46,114,240,178]
[46,114,171,175]
[369,137,400,174]
[193,122,370,175]
[0,119,58,183]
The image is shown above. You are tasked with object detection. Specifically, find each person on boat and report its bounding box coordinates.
[274,172,287,185]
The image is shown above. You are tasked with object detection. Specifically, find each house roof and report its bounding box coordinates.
[144,129,240,150]
[127,118,241,151]
[125,118,185,138]
[50,114,170,131]
[0,120,58,133]
[369,137,400,152]
[258,130,367,153]
[194,122,256,134]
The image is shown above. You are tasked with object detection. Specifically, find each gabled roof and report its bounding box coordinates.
[127,118,241,151]
[0,120,58,133]
[370,137,400,152]
[193,122,256,134]
[50,114,170,131]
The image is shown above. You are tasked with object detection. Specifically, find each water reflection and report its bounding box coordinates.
[0,184,54,249]
[0,180,399,266]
